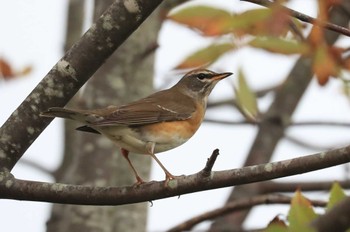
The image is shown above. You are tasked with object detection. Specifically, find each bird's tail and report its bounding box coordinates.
[40,107,88,122]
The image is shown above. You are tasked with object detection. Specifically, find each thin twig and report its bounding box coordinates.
[290,121,350,128]
[204,119,350,129]
[201,149,220,177]
[241,0,350,37]
[261,180,350,194]
[285,135,334,151]
[207,85,278,108]
[167,194,326,232]
[203,119,254,125]
[289,20,306,41]
[207,99,238,108]
[18,159,53,176]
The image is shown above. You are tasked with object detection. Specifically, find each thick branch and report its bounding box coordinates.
[1,145,350,204]
[0,0,162,171]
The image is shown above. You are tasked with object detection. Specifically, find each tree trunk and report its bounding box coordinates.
[46,1,162,231]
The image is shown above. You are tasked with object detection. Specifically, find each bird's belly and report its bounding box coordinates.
[96,119,201,154]
[140,123,190,153]
[139,117,202,153]
[97,127,149,154]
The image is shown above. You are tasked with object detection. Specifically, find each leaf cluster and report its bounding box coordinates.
[265,182,349,232]
[168,2,350,85]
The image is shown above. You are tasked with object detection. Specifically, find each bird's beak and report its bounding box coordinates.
[211,72,233,81]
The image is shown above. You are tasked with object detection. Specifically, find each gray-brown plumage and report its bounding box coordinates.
[41,69,232,183]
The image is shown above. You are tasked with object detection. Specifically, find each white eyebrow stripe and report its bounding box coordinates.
[156,104,178,114]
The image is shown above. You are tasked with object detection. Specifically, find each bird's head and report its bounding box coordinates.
[175,69,232,99]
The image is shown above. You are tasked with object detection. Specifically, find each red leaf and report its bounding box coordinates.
[312,45,340,85]
[0,58,14,79]
[0,58,32,80]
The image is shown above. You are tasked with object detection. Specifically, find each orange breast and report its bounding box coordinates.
[139,102,205,151]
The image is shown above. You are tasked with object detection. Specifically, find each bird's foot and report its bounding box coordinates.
[164,172,177,186]
[133,176,146,186]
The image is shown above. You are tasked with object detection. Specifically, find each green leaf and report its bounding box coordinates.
[288,190,317,232]
[264,224,288,232]
[175,43,234,69]
[249,37,310,55]
[231,8,271,30]
[327,182,346,211]
[234,69,259,121]
[167,6,232,36]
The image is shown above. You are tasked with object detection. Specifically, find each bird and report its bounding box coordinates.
[41,69,232,184]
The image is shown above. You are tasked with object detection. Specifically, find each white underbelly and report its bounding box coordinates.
[96,126,188,154]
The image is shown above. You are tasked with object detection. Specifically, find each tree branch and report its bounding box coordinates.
[0,0,163,172]
[260,180,350,194]
[200,149,220,178]
[168,194,326,232]
[284,135,334,151]
[241,0,350,37]
[204,119,350,129]
[18,159,53,176]
[290,121,350,128]
[207,85,278,109]
[204,119,254,126]
[1,145,350,205]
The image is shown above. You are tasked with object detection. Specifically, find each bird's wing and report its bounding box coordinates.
[89,89,196,126]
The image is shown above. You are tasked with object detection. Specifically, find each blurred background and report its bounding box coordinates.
[1,0,350,231]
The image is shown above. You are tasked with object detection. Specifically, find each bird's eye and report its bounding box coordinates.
[197,73,207,80]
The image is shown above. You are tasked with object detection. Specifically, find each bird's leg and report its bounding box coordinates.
[120,148,145,184]
[146,142,175,182]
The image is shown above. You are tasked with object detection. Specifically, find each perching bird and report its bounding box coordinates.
[41,69,232,184]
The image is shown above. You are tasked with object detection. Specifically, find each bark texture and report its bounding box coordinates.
[46,1,163,231]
